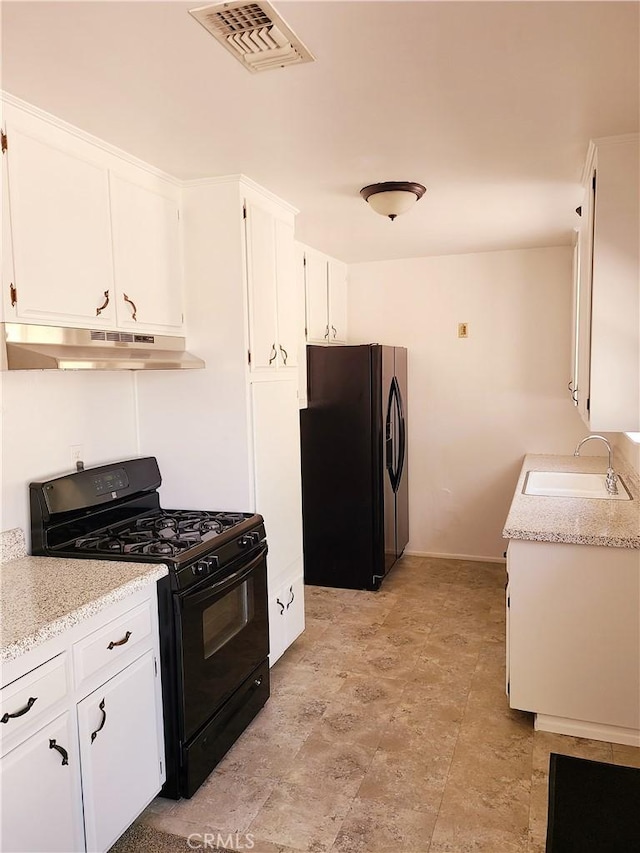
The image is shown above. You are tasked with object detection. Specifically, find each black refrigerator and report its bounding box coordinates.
[300,344,408,591]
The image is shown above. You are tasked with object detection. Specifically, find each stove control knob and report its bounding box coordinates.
[192,560,209,576]
[238,531,260,548]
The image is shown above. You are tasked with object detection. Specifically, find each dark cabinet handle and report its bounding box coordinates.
[572,388,579,404]
[10,283,17,307]
[49,738,69,765]
[1,696,37,723]
[90,699,106,744]
[279,345,288,365]
[276,598,285,615]
[268,343,278,365]
[123,293,137,321]
[286,586,294,609]
[96,290,110,316]
[107,630,132,650]
[324,325,329,339]
[568,380,573,392]
[331,325,337,339]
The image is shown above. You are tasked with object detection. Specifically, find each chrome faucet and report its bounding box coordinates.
[574,435,618,494]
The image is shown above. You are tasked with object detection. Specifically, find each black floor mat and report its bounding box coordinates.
[546,752,640,852]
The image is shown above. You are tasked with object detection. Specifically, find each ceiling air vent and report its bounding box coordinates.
[189,1,315,73]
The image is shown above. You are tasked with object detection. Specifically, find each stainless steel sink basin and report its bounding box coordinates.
[523,471,632,500]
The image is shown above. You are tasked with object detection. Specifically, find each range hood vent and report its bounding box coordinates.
[189,1,315,73]
[2,323,205,371]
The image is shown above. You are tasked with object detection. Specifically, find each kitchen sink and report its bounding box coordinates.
[523,471,632,500]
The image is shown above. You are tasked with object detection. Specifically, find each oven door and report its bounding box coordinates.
[175,545,269,741]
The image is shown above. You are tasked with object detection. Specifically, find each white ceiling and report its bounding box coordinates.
[1,1,639,263]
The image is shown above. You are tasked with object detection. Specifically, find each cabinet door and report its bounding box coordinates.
[110,174,183,333]
[328,258,348,344]
[78,651,162,853]
[268,587,288,666]
[568,228,581,408]
[268,572,305,667]
[576,169,595,425]
[283,573,305,648]
[251,379,303,584]
[245,201,279,371]
[304,248,329,344]
[274,217,298,369]
[0,712,84,853]
[4,117,115,326]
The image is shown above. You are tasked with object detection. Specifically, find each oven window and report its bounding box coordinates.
[202,578,255,659]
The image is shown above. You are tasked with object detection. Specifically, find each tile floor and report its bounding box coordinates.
[139,555,640,853]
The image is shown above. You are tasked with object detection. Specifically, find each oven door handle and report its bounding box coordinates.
[181,545,267,608]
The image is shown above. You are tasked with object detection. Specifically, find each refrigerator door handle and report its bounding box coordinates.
[395,377,406,491]
[387,376,406,493]
[385,381,395,480]
[387,376,404,493]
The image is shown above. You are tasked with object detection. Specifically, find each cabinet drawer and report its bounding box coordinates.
[0,654,68,756]
[73,600,153,688]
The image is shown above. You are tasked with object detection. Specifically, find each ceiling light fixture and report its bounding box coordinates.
[360,181,426,221]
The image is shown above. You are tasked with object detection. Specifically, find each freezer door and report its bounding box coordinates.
[301,345,381,589]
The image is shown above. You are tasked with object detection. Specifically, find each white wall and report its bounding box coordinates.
[0,371,138,541]
[614,432,640,476]
[348,246,590,560]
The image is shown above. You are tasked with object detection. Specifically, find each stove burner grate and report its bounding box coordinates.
[71,510,252,560]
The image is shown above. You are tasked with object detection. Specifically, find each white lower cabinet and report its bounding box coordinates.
[269,570,305,666]
[507,539,640,745]
[0,583,164,852]
[78,652,162,853]
[0,711,85,853]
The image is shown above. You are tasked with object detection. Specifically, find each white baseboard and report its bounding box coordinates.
[535,714,640,747]
[403,550,506,565]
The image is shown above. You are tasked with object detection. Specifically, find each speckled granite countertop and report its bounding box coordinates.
[503,454,640,549]
[0,529,168,663]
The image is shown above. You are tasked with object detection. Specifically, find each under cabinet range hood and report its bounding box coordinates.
[1,323,205,371]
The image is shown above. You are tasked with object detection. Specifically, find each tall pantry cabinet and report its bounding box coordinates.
[135,176,304,665]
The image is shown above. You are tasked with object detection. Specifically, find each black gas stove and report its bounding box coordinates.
[29,456,265,591]
[29,457,270,799]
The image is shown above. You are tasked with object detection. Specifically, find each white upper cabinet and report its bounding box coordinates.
[245,199,298,372]
[304,247,331,343]
[2,97,184,335]
[299,244,348,345]
[4,109,115,327]
[573,134,639,432]
[109,174,183,333]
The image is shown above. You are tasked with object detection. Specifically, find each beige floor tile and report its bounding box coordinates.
[612,742,640,767]
[281,730,376,796]
[531,730,614,772]
[356,741,453,812]
[527,766,549,846]
[330,797,439,853]
[213,727,307,779]
[247,780,354,852]
[161,770,277,835]
[269,659,351,699]
[428,821,529,853]
[313,698,392,750]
